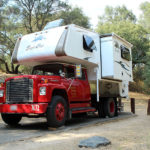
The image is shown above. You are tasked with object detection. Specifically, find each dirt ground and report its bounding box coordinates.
[0,92,150,150]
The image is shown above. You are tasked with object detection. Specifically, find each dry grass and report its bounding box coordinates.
[0,73,18,80]
[129,92,150,100]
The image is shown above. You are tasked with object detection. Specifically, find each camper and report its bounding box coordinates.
[0,20,133,127]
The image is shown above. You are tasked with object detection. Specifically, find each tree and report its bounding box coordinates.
[57,7,90,28]
[99,5,136,24]
[143,50,150,93]
[139,2,150,32]
[14,0,68,33]
[0,1,21,73]
[0,0,7,27]
[138,2,150,91]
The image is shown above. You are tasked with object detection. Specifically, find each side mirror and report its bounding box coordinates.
[60,72,65,78]
[0,78,4,87]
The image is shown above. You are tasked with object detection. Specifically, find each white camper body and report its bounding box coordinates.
[12,24,133,98]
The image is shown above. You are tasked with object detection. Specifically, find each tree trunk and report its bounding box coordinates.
[14,65,20,74]
[4,62,11,74]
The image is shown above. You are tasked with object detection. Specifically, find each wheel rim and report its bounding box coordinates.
[110,101,115,113]
[55,102,65,121]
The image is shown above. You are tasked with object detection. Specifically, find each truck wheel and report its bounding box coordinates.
[104,98,116,118]
[1,114,22,126]
[46,96,67,127]
[98,100,106,118]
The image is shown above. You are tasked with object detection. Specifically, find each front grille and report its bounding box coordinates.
[6,78,33,103]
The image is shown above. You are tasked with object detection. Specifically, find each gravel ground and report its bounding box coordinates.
[0,97,150,150]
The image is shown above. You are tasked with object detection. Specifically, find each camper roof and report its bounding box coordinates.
[100,33,133,48]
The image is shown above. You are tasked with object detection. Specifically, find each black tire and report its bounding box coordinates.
[1,113,22,126]
[115,99,118,116]
[104,98,116,118]
[46,96,67,128]
[98,100,106,118]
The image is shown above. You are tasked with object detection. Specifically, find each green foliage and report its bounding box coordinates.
[139,2,150,92]
[99,5,136,24]
[144,63,150,87]
[19,65,32,74]
[139,2,150,31]
[57,7,90,28]
[0,3,22,74]
[14,0,68,33]
[143,51,150,91]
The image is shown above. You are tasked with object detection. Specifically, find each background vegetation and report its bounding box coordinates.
[0,0,150,93]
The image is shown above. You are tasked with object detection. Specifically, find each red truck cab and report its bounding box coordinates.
[0,63,97,127]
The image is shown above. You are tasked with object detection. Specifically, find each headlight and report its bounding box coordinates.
[0,90,4,97]
[39,87,46,95]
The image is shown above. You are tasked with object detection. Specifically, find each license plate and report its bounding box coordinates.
[10,105,17,111]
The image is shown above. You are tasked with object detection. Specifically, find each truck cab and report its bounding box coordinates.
[32,63,91,103]
[0,63,96,127]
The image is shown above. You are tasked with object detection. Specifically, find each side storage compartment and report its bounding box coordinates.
[89,80,121,97]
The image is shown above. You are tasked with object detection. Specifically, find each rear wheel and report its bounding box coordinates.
[46,96,67,127]
[1,114,22,126]
[98,100,106,118]
[104,98,116,118]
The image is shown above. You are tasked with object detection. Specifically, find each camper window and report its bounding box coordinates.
[121,46,131,61]
[83,35,96,52]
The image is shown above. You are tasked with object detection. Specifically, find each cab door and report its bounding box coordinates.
[75,69,91,101]
[61,66,80,101]
[62,66,90,102]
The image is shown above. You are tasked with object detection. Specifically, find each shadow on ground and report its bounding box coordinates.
[0,112,134,145]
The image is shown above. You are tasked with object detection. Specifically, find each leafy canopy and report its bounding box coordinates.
[98,5,136,24]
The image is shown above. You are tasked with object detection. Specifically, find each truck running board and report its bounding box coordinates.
[71,107,96,114]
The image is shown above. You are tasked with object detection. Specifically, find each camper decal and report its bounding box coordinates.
[115,61,129,71]
[32,35,45,42]
[115,61,131,77]
[26,35,46,51]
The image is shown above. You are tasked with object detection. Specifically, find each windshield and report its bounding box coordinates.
[32,64,63,76]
